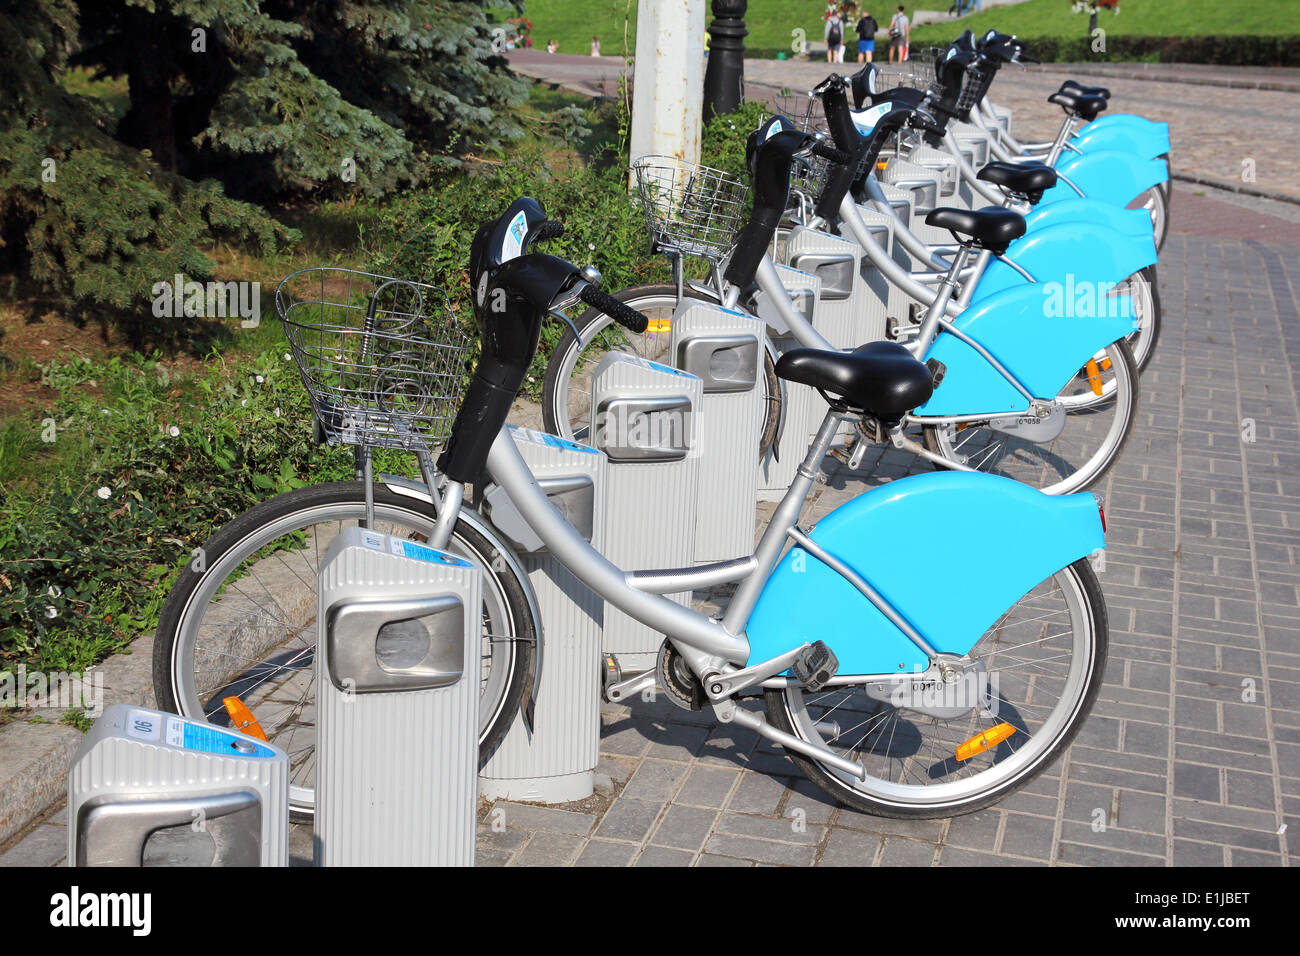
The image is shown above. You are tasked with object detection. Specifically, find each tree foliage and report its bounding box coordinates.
[0,0,527,342]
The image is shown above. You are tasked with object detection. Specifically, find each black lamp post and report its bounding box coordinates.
[702,0,748,123]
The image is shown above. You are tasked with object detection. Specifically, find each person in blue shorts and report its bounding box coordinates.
[855,9,878,63]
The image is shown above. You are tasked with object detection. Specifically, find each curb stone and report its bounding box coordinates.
[0,632,157,848]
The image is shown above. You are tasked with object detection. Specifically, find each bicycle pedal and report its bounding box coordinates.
[792,641,839,692]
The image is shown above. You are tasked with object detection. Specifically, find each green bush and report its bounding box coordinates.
[0,349,412,672]
[0,95,781,676]
[363,142,674,395]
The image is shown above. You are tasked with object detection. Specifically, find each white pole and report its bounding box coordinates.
[629,0,706,170]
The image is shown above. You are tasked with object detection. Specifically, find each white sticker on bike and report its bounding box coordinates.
[851,102,893,134]
[499,210,529,263]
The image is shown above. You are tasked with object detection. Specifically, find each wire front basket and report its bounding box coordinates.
[876,46,943,93]
[631,156,751,261]
[276,267,473,452]
[773,93,835,200]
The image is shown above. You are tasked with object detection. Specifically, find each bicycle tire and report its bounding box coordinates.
[765,557,1108,818]
[152,481,536,817]
[921,338,1139,495]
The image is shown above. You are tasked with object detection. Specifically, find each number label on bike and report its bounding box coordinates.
[127,709,161,741]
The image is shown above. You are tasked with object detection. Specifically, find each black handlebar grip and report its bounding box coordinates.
[1020,53,1041,64]
[579,285,649,334]
[811,142,852,166]
[535,220,566,240]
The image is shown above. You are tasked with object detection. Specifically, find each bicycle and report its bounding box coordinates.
[152,269,539,817]
[543,108,1141,495]
[864,31,1172,251]
[158,193,1114,819]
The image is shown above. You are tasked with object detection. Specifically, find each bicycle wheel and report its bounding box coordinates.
[541,283,781,458]
[922,339,1137,494]
[152,482,536,818]
[1061,267,1160,398]
[1130,182,1169,253]
[1123,265,1161,373]
[765,557,1107,818]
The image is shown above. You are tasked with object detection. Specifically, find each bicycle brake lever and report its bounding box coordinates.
[547,307,583,341]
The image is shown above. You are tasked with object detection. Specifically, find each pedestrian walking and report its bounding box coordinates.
[856,9,878,63]
[888,5,909,64]
[824,9,845,64]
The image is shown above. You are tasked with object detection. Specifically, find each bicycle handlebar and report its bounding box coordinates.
[809,141,852,166]
[579,285,649,334]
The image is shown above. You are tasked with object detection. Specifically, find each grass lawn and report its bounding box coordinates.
[910,0,1300,44]
[520,1,949,57]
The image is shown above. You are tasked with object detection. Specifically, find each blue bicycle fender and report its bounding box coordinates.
[744,471,1105,674]
[1040,150,1168,207]
[1023,199,1155,241]
[1076,113,1170,148]
[915,281,1136,416]
[972,221,1158,304]
[1069,122,1170,162]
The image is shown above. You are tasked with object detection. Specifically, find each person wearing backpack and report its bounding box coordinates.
[825,10,844,63]
[856,9,879,63]
[888,5,909,63]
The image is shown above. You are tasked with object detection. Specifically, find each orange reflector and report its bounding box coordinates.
[646,318,671,334]
[222,696,268,741]
[1085,359,1104,396]
[876,161,889,171]
[956,722,1016,761]
[1098,356,1112,372]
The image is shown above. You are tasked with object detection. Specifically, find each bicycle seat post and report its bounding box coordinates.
[1046,114,1075,166]
[910,242,973,358]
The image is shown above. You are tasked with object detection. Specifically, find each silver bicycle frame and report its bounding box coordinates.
[457,406,953,780]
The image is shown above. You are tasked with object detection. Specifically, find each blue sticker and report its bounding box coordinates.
[539,432,600,454]
[645,359,693,377]
[402,540,473,567]
[500,210,529,262]
[179,720,278,759]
